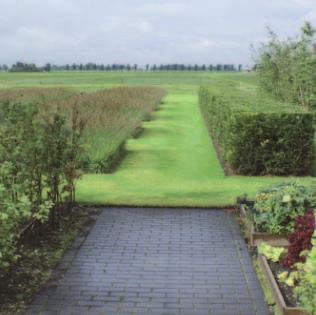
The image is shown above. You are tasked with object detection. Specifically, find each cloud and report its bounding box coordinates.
[190,40,218,50]
[137,2,189,15]
[0,0,315,66]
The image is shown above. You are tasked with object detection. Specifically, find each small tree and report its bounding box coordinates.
[256,22,316,109]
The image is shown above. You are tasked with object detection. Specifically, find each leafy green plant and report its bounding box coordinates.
[0,101,84,273]
[258,242,285,262]
[295,232,316,314]
[249,182,316,234]
[278,270,300,287]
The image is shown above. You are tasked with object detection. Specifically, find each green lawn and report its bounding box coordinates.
[0,71,313,207]
[76,87,313,207]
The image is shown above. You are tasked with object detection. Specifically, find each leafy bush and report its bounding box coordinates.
[295,231,316,314]
[199,84,315,175]
[0,101,84,272]
[0,86,165,271]
[248,183,316,234]
[282,210,315,267]
[256,22,316,110]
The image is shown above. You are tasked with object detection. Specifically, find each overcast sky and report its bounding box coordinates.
[1,0,316,66]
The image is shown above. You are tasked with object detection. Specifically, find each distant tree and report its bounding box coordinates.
[86,63,94,70]
[134,64,138,71]
[65,64,70,71]
[10,62,41,72]
[216,64,222,71]
[44,63,51,72]
[146,64,149,71]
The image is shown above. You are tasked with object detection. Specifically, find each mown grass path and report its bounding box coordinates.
[77,87,312,207]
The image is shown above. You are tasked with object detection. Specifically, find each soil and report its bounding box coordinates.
[268,260,297,307]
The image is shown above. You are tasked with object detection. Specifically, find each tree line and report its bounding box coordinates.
[0,62,243,72]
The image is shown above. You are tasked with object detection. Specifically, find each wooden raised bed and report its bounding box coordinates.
[258,255,308,315]
[240,204,289,247]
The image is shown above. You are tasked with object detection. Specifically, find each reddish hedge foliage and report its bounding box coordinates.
[282,209,315,268]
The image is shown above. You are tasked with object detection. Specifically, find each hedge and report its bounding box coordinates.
[199,84,315,175]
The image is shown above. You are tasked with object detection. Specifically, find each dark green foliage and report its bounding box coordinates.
[0,208,90,314]
[94,142,126,173]
[10,62,42,72]
[0,101,84,273]
[199,84,315,175]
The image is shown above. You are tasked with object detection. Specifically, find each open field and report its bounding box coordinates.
[0,71,313,207]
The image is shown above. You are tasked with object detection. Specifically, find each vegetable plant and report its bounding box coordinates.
[295,231,316,314]
[248,182,316,234]
[282,209,315,267]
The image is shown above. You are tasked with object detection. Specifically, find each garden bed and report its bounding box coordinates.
[240,204,289,247]
[0,207,100,314]
[258,254,307,315]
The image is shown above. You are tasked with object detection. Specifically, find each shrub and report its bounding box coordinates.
[0,87,166,173]
[256,22,316,110]
[282,210,315,267]
[249,183,316,234]
[199,84,315,175]
[0,101,84,272]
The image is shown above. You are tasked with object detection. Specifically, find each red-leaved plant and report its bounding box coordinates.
[282,209,315,268]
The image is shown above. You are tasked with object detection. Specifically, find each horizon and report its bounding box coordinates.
[1,0,315,66]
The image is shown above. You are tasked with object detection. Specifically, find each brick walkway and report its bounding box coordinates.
[26,208,268,315]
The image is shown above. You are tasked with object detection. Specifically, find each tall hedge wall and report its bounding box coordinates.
[199,85,315,175]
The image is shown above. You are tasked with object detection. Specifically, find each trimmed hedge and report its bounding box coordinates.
[199,84,315,175]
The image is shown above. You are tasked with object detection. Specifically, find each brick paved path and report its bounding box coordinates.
[26,208,268,315]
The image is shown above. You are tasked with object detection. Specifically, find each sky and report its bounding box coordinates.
[1,0,316,66]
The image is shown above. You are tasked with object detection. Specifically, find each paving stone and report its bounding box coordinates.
[26,208,269,315]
